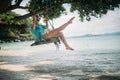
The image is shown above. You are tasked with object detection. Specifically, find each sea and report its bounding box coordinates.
[0,35,120,80]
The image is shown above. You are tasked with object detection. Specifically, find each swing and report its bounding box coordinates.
[30,0,60,48]
[30,18,61,48]
[30,37,60,46]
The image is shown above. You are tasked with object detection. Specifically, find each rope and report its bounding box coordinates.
[45,1,61,49]
[48,19,61,49]
[48,19,54,29]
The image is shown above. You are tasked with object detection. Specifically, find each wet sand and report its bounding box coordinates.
[0,47,120,80]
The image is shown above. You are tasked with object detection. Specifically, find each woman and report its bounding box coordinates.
[31,15,75,50]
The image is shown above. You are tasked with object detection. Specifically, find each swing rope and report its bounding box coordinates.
[48,19,61,49]
[44,0,61,49]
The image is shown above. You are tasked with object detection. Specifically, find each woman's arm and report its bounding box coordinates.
[45,15,49,29]
[32,16,36,30]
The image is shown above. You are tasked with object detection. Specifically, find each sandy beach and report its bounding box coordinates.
[0,47,120,80]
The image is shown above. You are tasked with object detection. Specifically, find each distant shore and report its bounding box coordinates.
[0,36,34,43]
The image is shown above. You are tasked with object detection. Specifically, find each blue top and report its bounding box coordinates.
[31,24,46,42]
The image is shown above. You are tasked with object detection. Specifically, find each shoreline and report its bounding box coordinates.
[0,47,120,80]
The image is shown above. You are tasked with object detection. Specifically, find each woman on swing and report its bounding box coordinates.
[32,15,75,50]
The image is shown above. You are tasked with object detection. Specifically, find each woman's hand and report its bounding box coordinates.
[45,15,49,21]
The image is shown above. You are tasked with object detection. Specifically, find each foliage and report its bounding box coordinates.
[8,30,16,38]
[26,0,120,21]
[0,11,32,24]
[28,0,66,20]
[1,0,120,21]
[70,0,120,21]
[0,27,15,39]
[0,11,32,39]
[0,0,11,10]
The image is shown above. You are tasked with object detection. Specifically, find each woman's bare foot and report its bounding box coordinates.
[66,47,74,50]
[68,17,75,24]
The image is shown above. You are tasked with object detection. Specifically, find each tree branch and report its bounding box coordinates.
[17,6,29,9]
[0,0,24,14]
[16,0,23,6]
[12,0,80,21]
[13,9,43,21]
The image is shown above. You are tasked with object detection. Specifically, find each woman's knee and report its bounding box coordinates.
[58,32,64,36]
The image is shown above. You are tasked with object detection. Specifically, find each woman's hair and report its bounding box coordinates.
[35,15,40,21]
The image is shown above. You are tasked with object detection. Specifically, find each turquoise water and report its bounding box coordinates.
[0,35,120,51]
[70,35,120,52]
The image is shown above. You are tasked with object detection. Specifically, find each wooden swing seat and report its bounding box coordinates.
[30,37,60,46]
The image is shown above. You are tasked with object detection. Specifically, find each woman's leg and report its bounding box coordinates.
[58,32,74,50]
[51,32,74,50]
[44,17,75,50]
[44,17,75,39]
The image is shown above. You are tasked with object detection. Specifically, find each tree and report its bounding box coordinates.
[70,0,120,21]
[0,11,32,39]
[0,0,120,22]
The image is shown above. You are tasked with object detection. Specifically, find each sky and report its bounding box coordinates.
[12,1,120,37]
